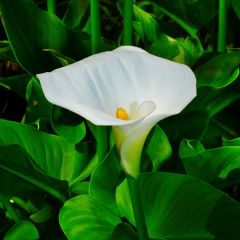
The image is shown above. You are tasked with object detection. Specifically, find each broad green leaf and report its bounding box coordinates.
[143,125,172,171]
[148,35,201,66]
[24,77,52,124]
[0,145,68,202]
[0,74,31,98]
[160,110,209,143]
[196,52,240,88]
[0,119,92,188]
[90,147,123,215]
[63,0,90,30]
[0,0,89,74]
[51,106,86,144]
[117,172,240,239]
[179,139,240,187]
[3,221,39,240]
[59,195,121,240]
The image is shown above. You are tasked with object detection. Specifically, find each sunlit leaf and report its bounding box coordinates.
[133,4,159,42]
[51,106,86,144]
[0,144,68,202]
[117,172,240,239]
[0,119,92,188]
[90,147,123,215]
[59,195,121,240]
[3,220,39,240]
[180,139,240,187]
[143,125,172,171]
[196,52,240,88]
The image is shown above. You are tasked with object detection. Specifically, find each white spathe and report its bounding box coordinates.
[37,46,196,178]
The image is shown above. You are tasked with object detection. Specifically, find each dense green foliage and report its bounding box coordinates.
[0,0,240,239]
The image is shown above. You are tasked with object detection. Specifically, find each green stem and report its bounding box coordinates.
[123,0,133,45]
[218,0,227,52]
[47,0,56,15]
[1,195,21,223]
[90,0,101,54]
[127,175,149,240]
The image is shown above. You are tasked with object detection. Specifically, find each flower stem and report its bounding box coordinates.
[217,0,227,52]
[90,0,101,54]
[47,0,56,15]
[127,175,149,240]
[123,0,133,45]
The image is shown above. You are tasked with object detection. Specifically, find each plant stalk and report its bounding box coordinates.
[47,0,56,15]
[127,175,149,240]
[123,0,133,45]
[217,0,227,52]
[91,0,101,54]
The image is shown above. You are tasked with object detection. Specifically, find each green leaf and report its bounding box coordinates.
[0,144,68,202]
[117,172,240,239]
[0,119,92,188]
[63,0,90,30]
[59,195,121,240]
[51,106,86,144]
[0,0,89,74]
[24,77,52,124]
[90,147,123,215]
[144,125,172,171]
[223,137,240,146]
[0,74,31,98]
[179,139,240,187]
[148,35,201,66]
[3,221,39,240]
[196,52,240,88]
[133,4,159,42]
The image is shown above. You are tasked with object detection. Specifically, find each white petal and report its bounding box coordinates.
[37,46,196,126]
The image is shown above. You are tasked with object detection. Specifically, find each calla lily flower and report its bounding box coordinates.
[37,46,196,178]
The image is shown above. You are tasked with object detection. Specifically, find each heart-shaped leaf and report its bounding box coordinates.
[117,172,240,239]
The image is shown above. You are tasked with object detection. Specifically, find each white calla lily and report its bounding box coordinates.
[37,46,196,178]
